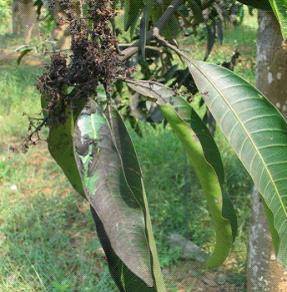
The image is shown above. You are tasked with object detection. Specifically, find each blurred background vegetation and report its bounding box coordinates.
[0,2,257,291]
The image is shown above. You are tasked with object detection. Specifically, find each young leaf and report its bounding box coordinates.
[73,100,166,291]
[187,59,287,267]
[268,0,287,40]
[160,97,236,268]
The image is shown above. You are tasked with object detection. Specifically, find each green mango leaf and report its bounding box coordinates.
[124,0,144,31]
[187,0,204,23]
[125,79,237,267]
[268,0,287,40]
[126,79,174,103]
[150,0,181,39]
[263,199,280,254]
[237,0,271,10]
[42,97,85,197]
[73,100,165,291]
[139,6,149,59]
[187,59,287,266]
[160,98,236,268]
[47,110,85,196]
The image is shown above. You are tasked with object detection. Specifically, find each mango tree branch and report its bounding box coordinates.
[120,0,183,62]
[153,28,190,61]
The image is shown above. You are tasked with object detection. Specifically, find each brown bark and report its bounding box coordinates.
[247,10,287,292]
[256,11,287,114]
[12,0,39,44]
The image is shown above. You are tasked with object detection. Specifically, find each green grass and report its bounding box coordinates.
[0,11,258,291]
[0,65,42,139]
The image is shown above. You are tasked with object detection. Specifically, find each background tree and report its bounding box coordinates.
[12,0,39,43]
[247,9,287,291]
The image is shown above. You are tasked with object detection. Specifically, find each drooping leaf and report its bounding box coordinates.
[187,59,287,266]
[17,48,33,65]
[42,97,85,197]
[237,0,271,10]
[268,0,287,40]
[216,20,224,45]
[73,100,165,291]
[139,0,155,58]
[124,0,144,31]
[150,0,181,39]
[139,6,149,59]
[160,97,236,268]
[205,21,216,61]
[125,79,237,267]
[187,0,204,23]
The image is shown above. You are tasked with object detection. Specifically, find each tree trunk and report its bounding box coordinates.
[12,0,21,34]
[12,0,39,44]
[247,10,287,291]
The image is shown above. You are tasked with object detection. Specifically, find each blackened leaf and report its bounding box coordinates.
[73,100,166,291]
[216,20,223,45]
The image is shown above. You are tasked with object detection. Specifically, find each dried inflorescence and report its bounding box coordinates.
[37,0,122,125]
[23,0,123,149]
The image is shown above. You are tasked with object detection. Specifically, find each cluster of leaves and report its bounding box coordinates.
[117,1,243,135]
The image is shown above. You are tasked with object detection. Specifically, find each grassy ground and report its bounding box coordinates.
[0,11,257,292]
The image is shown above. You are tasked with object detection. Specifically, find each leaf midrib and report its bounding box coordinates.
[191,61,287,224]
[85,112,154,286]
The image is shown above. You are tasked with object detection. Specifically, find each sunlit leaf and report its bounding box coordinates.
[187,59,287,266]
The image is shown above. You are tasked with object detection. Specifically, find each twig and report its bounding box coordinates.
[152,28,190,61]
[120,0,183,62]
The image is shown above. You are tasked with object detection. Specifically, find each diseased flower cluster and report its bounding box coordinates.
[22,0,123,149]
[38,0,122,124]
